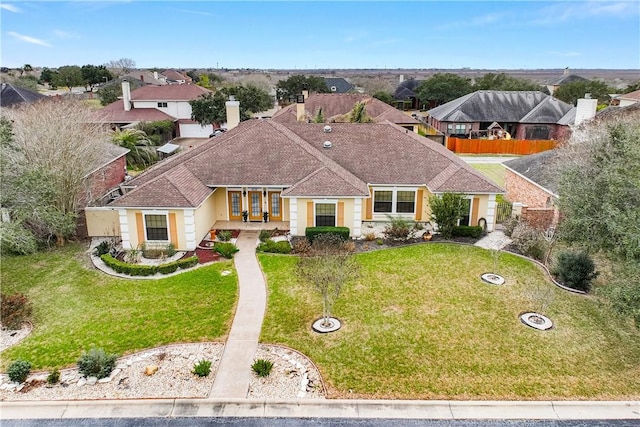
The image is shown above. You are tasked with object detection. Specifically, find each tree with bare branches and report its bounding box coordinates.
[1,99,111,247]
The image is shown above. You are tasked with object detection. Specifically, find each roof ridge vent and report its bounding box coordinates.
[323,141,332,149]
[323,125,332,133]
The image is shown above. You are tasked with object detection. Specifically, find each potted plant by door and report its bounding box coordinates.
[242,210,248,222]
[263,211,269,223]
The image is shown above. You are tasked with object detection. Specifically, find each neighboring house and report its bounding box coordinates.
[610,89,640,107]
[123,70,167,86]
[161,70,192,85]
[78,142,130,237]
[503,150,559,230]
[393,78,423,110]
[427,91,575,140]
[545,69,587,95]
[85,114,503,250]
[272,93,421,132]
[96,82,213,138]
[324,77,354,93]
[0,82,45,107]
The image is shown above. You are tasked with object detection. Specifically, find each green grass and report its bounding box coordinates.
[259,244,640,400]
[1,244,237,370]
[470,163,506,188]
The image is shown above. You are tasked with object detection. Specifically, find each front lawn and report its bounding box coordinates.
[259,244,640,400]
[1,244,237,370]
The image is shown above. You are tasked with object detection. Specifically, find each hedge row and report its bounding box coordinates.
[305,226,350,242]
[257,239,292,254]
[100,254,199,276]
[452,225,484,238]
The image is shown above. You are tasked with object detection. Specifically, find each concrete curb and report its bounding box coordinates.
[1,399,638,420]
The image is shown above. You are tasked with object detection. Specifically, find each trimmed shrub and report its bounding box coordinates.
[192,359,212,377]
[47,369,60,385]
[452,225,484,238]
[7,359,31,383]
[259,229,272,242]
[291,237,312,255]
[218,230,232,242]
[178,255,199,269]
[502,216,520,237]
[157,261,180,274]
[552,251,598,292]
[77,348,118,379]
[383,216,414,240]
[257,239,292,254]
[251,358,274,377]
[101,254,158,276]
[214,242,239,259]
[305,226,350,243]
[1,293,32,330]
[511,223,547,261]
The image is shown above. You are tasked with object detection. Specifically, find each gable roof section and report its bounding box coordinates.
[130,84,210,101]
[503,150,559,195]
[87,143,130,177]
[123,71,167,86]
[271,93,419,125]
[161,70,190,82]
[615,89,640,102]
[547,74,587,86]
[324,77,354,93]
[111,120,502,208]
[0,83,45,107]
[393,79,423,100]
[428,90,574,124]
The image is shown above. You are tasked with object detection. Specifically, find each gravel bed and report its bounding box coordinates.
[0,343,326,401]
[0,323,32,352]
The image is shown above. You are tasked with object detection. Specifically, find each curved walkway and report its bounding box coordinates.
[209,230,266,398]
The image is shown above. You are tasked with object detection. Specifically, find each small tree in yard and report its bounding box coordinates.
[429,193,467,239]
[297,235,359,328]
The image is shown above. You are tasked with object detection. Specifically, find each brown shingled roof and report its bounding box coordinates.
[272,93,420,125]
[130,84,211,101]
[110,120,501,208]
[95,100,176,123]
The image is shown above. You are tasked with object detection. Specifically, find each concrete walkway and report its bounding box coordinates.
[475,229,511,251]
[209,230,265,398]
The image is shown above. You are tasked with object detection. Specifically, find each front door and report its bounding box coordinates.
[248,191,263,221]
[268,191,282,221]
[228,191,243,221]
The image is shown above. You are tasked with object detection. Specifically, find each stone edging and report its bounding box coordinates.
[260,343,328,397]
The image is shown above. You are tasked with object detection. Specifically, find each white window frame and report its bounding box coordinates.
[372,187,417,217]
[313,199,337,227]
[142,210,170,243]
[157,102,168,108]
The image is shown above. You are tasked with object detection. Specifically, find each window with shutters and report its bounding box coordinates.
[144,214,169,241]
[315,203,336,226]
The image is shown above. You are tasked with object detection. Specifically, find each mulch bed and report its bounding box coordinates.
[211,229,241,238]
[184,248,221,264]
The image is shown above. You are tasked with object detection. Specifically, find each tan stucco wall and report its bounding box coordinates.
[127,209,186,250]
[194,193,218,243]
[214,189,228,221]
[85,208,120,236]
[282,198,290,221]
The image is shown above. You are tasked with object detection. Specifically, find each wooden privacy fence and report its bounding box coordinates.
[447,137,557,155]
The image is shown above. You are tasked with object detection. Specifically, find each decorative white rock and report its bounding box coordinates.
[481,273,505,285]
[520,312,553,330]
[86,376,98,385]
[221,270,232,276]
[77,377,87,387]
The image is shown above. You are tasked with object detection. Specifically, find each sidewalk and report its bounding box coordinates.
[1,399,637,420]
[475,229,511,250]
[208,230,266,398]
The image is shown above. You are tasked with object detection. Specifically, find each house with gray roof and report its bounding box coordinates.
[1,82,45,107]
[324,77,354,93]
[85,116,503,250]
[393,78,424,110]
[427,90,575,141]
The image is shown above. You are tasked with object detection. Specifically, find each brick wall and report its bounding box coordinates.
[521,207,558,231]
[505,169,553,208]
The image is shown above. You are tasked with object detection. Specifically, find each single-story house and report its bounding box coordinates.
[427,90,575,140]
[610,89,640,107]
[96,82,213,138]
[324,77,354,93]
[0,82,45,107]
[272,93,421,132]
[161,70,192,85]
[86,108,503,250]
[393,78,423,110]
[503,150,560,230]
[545,70,587,95]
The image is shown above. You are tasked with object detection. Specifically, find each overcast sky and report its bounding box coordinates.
[1,1,639,70]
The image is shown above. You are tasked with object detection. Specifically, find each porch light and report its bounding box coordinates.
[263,190,267,196]
[242,190,246,196]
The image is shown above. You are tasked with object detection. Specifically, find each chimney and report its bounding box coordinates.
[153,71,158,80]
[140,74,144,82]
[296,94,306,122]
[225,96,240,130]
[122,80,131,112]
[563,67,570,76]
[301,83,309,101]
[399,74,404,83]
[575,97,598,126]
